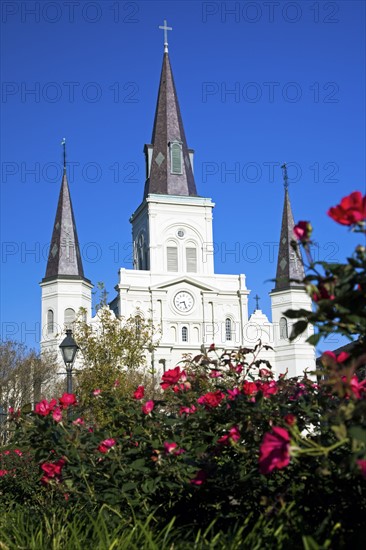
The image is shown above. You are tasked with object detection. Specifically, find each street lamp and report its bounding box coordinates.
[59,329,79,394]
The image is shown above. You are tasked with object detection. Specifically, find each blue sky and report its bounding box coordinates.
[1,0,365,354]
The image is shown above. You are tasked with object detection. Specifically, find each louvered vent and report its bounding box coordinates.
[171,143,182,174]
[186,247,197,273]
[167,246,178,272]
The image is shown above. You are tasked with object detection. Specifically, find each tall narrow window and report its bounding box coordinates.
[225,318,232,341]
[280,317,288,340]
[182,326,188,342]
[64,308,76,329]
[167,246,178,272]
[137,234,145,270]
[186,247,197,273]
[159,359,166,373]
[170,142,182,174]
[47,310,54,335]
[135,315,142,338]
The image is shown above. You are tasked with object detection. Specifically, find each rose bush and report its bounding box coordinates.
[1,191,365,547]
[7,344,365,546]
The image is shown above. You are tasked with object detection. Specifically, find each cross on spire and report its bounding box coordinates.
[61,138,66,174]
[159,19,172,53]
[254,294,260,311]
[281,162,289,191]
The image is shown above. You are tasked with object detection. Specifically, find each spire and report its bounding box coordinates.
[273,164,305,291]
[43,143,86,281]
[143,29,197,198]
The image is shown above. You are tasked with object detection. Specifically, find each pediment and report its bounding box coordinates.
[151,276,219,293]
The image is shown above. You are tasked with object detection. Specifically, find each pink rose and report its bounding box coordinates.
[142,400,155,415]
[259,426,290,475]
[97,438,116,454]
[293,220,312,243]
[164,442,178,454]
[190,470,207,486]
[357,459,366,478]
[327,191,366,226]
[218,425,240,445]
[40,458,65,484]
[179,405,196,416]
[284,414,296,426]
[133,385,145,400]
[243,381,257,396]
[35,398,57,417]
[160,367,182,390]
[209,370,223,378]
[227,388,240,400]
[59,393,77,409]
[347,376,366,399]
[322,350,350,367]
[73,417,85,426]
[257,380,278,398]
[52,407,63,423]
[197,390,225,408]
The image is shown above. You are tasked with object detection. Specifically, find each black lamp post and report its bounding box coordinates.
[59,329,79,394]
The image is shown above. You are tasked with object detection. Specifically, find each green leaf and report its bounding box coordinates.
[348,427,366,444]
[130,458,146,470]
[306,333,321,346]
[302,535,321,550]
[290,320,308,341]
[122,481,137,492]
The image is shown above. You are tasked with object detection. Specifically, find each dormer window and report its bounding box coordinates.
[170,141,183,174]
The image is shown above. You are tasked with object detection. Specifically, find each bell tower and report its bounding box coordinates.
[270,164,315,377]
[40,140,92,358]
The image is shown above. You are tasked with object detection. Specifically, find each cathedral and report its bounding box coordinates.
[40,25,315,379]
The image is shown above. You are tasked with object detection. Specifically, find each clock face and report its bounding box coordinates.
[174,291,194,313]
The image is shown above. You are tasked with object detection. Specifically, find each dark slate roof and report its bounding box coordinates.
[273,189,305,291]
[143,52,197,197]
[43,171,86,281]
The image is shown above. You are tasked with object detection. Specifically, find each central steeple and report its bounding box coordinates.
[143,23,197,198]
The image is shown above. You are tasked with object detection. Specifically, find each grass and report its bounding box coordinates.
[0,504,336,550]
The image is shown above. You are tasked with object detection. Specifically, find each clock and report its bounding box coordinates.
[173,291,194,312]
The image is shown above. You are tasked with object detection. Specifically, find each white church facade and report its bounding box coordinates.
[40,27,315,379]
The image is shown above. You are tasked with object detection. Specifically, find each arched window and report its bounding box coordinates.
[186,246,197,273]
[136,233,148,270]
[182,326,188,342]
[167,246,178,272]
[135,315,142,338]
[47,310,54,335]
[280,317,288,340]
[225,318,232,341]
[159,359,166,373]
[64,308,76,329]
[170,141,182,174]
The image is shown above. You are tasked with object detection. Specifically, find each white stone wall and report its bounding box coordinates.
[270,288,315,378]
[40,278,92,363]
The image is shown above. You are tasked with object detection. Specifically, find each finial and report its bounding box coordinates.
[61,138,66,174]
[281,163,289,191]
[159,19,172,53]
[254,294,260,311]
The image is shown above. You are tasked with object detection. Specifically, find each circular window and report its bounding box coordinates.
[177,229,185,238]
